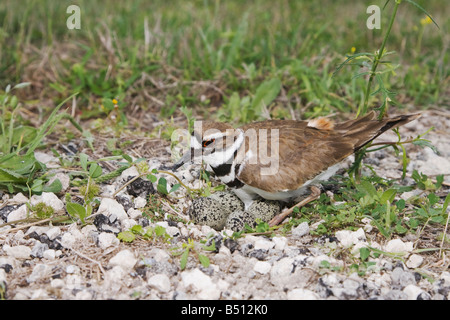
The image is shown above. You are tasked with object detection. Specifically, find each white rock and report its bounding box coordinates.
[28,264,52,283]
[60,232,76,248]
[272,236,288,251]
[127,208,143,219]
[270,257,294,286]
[181,268,220,300]
[26,226,49,235]
[384,239,413,253]
[149,248,171,262]
[291,222,309,238]
[134,196,147,209]
[148,274,171,293]
[120,166,139,181]
[98,232,119,249]
[66,265,80,274]
[253,261,271,275]
[11,193,28,204]
[156,221,169,229]
[335,228,366,247]
[75,290,93,300]
[31,192,64,212]
[109,249,137,270]
[121,218,137,230]
[4,245,31,259]
[403,284,423,300]
[166,226,181,237]
[81,224,98,237]
[406,254,424,269]
[254,238,275,251]
[287,288,320,300]
[45,226,61,240]
[7,205,28,223]
[43,249,56,260]
[50,279,65,289]
[97,198,128,221]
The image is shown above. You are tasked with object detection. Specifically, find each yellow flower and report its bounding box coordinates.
[112,99,118,105]
[420,16,432,26]
[351,47,356,54]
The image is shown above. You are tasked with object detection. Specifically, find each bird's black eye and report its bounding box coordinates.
[202,139,215,148]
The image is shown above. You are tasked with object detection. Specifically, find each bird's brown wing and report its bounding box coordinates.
[237,121,355,193]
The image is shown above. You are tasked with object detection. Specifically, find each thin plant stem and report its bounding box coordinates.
[360,0,401,118]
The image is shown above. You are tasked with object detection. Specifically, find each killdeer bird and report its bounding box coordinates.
[172,111,420,226]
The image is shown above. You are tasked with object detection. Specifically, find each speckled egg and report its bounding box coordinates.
[246,200,281,222]
[209,191,245,213]
[188,197,229,230]
[225,210,256,232]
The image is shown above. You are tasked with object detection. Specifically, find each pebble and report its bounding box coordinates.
[291,222,309,238]
[391,267,416,288]
[406,254,424,269]
[148,274,171,293]
[28,264,52,283]
[30,192,64,212]
[253,261,271,275]
[43,249,56,260]
[109,249,137,270]
[287,288,320,300]
[335,228,366,247]
[403,284,425,300]
[97,198,128,221]
[4,245,31,259]
[98,232,120,249]
[181,268,221,300]
[45,226,61,240]
[6,205,27,223]
[59,232,76,248]
[384,239,413,253]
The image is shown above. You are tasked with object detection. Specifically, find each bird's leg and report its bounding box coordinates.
[268,186,321,227]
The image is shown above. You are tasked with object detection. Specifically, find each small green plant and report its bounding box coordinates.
[65,153,103,223]
[218,77,281,124]
[0,84,80,194]
[117,224,171,243]
[172,238,211,270]
[30,202,54,219]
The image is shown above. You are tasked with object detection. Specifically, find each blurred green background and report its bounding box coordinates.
[0,0,448,125]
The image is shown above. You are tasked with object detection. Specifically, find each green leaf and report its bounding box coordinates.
[80,153,88,171]
[357,180,377,199]
[131,224,144,235]
[43,178,62,193]
[249,78,281,119]
[404,0,440,29]
[88,163,102,178]
[380,189,396,204]
[154,225,166,237]
[360,247,370,261]
[157,177,168,195]
[66,202,87,222]
[412,139,438,154]
[180,249,189,270]
[198,254,210,268]
[169,183,181,194]
[117,231,135,243]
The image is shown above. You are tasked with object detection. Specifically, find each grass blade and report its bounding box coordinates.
[25,93,78,155]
